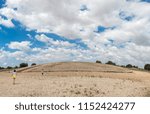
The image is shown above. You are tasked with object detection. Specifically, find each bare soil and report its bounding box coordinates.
[0,62,150,97]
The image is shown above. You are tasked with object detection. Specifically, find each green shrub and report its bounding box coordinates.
[126,64,132,68]
[106,61,116,65]
[20,63,28,68]
[144,64,150,71]
[31,63,36,66]
[0,67,5,69]
[7,66,13,69]
[96,60,102,64]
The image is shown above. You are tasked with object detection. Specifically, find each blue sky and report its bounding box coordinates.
[141,0,150,3]
[0,0,5,8]
[0,0,150,67]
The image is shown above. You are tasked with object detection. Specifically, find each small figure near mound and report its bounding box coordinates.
[12,70,17,85]
[42,69,44,76]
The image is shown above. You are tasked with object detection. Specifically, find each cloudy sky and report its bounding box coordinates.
[0,0,150,67]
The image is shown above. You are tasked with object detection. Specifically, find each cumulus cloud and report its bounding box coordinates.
[1,0,149,43]
[0,49,27,66]
[0,0,126,38]
[35,34,76,48]
[0,0,150,67]
[7,41,32,51]
[0,16,14,27]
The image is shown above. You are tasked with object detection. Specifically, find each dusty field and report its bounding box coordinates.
[0,62,150,97]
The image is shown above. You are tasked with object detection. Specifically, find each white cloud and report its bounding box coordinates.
[35,34,50,43]
[0,0,126,38]
[0,16,14,27]
[1,40,150,68]
[0,0,150,67]
[7,41,32,51]
[1,0,149,43]
[0,49,26,67]
[35,34,76,47]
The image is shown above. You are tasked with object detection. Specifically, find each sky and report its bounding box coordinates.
[0,0,150,68]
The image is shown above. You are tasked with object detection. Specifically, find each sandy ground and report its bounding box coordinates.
[0,71,150,97]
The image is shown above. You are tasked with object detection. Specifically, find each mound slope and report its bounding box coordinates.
[18,62,131,73]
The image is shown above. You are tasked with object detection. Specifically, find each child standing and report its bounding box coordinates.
[12,70,17,85]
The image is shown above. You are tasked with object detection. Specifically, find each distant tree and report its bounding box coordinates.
[14,66,18,69]
[126,64,133,68]
[96,60,102,64]
[0,67,5,69]
[19,63,28,68]
[144,64,150,71]
[121,65,125,68]
[133,65,138,68]
[7,66,13,69]
[106,61,116,66]
[31,63,36,66]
